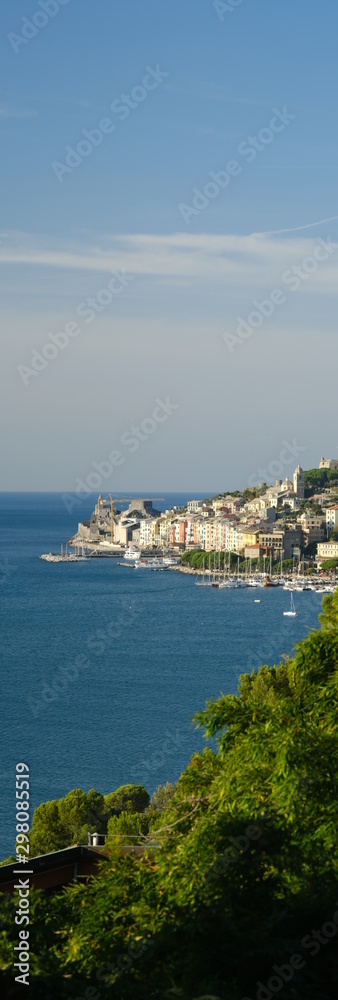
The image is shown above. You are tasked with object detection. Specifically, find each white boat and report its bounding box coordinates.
[283,593,296,617]
[124,546,140,561]
[40,552,64,563]
[134,557,167,570]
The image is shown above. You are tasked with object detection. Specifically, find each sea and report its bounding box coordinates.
[0,492,324,859]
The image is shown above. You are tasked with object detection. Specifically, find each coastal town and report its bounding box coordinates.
[68,457,338,574]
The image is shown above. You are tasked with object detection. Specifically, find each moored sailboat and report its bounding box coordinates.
[283,593,297,617]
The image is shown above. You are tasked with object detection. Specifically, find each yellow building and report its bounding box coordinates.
[238,529,259,549]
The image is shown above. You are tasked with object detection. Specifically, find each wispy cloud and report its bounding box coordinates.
[190,124,241,140]
[17,94,100,111]
[167,82,271,108]
[254,215,338,237]
[0,106,37,119]
[1,229,338,294]
[188,85,272,107]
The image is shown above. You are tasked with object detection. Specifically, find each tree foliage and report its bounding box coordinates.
[1,593,338,998]
[29,785,149,856]
[321,558,338,571]
[104,784,149,817]
[304,467,338,493]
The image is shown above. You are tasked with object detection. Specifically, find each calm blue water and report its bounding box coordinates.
[0,493,324,858]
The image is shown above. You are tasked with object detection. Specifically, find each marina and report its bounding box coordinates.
[40,543,91,563]
[0,490,335,862]
[39,539,337,594]
[39,544,336,594]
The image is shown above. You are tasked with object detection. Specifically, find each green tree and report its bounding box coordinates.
[104,784,149,817]
[27,785,150,857]
[29,799,69,856]
[2,593,338,998]
[106,811,148,845]
[320,558,338,571]
[304,467,338,494]
[144,783,176,829]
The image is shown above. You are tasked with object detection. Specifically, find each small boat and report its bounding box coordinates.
[283,593,296,617]
[254,599,261,603]
[124,546,140,561]
[134,557,167,570]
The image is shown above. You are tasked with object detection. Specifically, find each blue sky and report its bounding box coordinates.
[1,0,338,492]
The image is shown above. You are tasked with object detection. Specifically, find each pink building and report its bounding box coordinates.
[169,520,187,548]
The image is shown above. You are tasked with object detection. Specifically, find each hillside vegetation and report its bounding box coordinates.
[1,593,338,999]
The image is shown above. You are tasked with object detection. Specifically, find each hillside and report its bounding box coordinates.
[1,592,337,999]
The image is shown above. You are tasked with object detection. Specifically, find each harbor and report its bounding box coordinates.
[39,540,336,594]
[1,489,329,863]
[38,470,338,600]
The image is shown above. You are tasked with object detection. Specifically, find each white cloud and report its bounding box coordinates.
[1,228,338,294]
[167,83,271,107]
[0,107,37,119]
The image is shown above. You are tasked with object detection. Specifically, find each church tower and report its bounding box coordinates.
[293,465,304,499]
